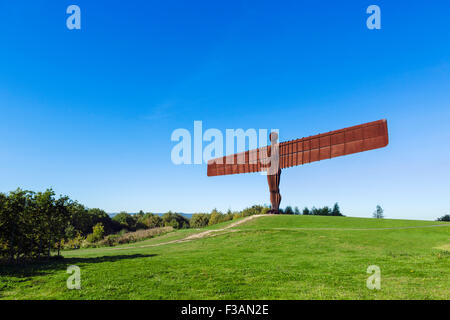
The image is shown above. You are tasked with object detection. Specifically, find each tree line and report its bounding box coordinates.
[8,187,413,264]
[0,189,192,263]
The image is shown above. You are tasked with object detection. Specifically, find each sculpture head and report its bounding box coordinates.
[269,132,279,144]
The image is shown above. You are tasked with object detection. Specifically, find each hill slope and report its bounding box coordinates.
[1,215,449,300]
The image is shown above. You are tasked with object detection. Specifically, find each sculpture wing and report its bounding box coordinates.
[278,119,389,169]
[207,119,389,177]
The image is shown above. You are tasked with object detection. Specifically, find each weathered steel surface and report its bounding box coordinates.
[207,119,389,177]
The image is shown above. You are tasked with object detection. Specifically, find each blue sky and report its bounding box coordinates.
[0,1,449,220]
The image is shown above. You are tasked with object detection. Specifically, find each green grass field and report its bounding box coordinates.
[1,215,449,300]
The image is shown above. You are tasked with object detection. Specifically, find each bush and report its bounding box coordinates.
[240,205,269,217]
[112,212,136,231]
[92,223,105,242]
[67,204,121,237]
[190,213,210,228]
[162,212,189,229]
[208,210,225,226]
[138,213,163,229]
[233,212,243,219]
[208,208,236,226]
[88,208,119,234]
[97,227,173,247]
[84,223,105,245]
[62,233,84,250]
[85,233,96,244]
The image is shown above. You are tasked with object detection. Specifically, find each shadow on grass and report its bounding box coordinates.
[0,254,157,277]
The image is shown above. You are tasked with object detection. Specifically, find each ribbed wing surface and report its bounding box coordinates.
[207,119,388,177]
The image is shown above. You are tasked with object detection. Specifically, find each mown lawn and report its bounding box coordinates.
[1,215,449,300]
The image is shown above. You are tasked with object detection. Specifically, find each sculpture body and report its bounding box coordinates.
[267,132,281,213]
[267,169,281,213]
[207,119,389,211]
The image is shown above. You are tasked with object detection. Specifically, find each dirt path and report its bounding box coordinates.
[184,214,269,240]
[112,214,270,250]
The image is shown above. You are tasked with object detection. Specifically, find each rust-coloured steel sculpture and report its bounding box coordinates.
[207,119,389,213]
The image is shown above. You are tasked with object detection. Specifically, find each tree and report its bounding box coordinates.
[68,202,91,235]
[0,193,8,258]
[208,209,224,226]
[52,194,71,256]
[303,205,344,216]
[112,212,135,231]
[190,213,210,228]
[311,206,331,216]
[162,211,189,229]
[34,189,70,257]
[88,208,117,234]
[136,210,145,219]
[437,214,450,222]
[92,223,105,241]
[0,188,72,262]
[138,213,163,229]
[294,206,300,215]
[0,188,119,263]
[373,205,384,219]
[4,189,36,262]
[284,206,294,215]
[331,203,343,216]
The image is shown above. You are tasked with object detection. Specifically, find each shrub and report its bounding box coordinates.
[83,223,105,245]
[208,209,225,226]
[62,233,84,250]
[162,212,189,229]
[240,205,269,217]
[85,233,96,244]
[112,212,135,231]
[233,212,243,219]
[190,213,210,228]
[92,223,105,242]
[139,213,163,229]
[97,227,173,247]
[97,233,121,247]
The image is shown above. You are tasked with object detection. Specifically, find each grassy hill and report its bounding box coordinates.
[1,215,449,300]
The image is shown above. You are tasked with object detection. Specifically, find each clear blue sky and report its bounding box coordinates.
[1,1,449,220]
